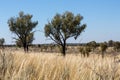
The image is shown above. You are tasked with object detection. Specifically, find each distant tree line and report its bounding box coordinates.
[79,40,120,58]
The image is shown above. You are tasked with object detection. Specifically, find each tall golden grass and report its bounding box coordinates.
[0,50,120,80]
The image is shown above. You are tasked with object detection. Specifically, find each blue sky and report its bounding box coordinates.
[0,0,120,44]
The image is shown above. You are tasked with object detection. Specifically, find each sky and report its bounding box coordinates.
[0,0,120,44]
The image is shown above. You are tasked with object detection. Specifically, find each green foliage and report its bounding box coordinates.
[85,46,91,53]
[0,38,5,49]
[87,41,97,51]
[8,11,38,52]
[113,41,120,52]
[100,43,107,52]
[16,39,22,47]
[100,42,108,58]
[108,40,114,47]
[0,38,5,45]
[79,46,91,57]
[79,47,84,53]
[44,11,86,56]
[85,46,91,57]
[79,47,85,57]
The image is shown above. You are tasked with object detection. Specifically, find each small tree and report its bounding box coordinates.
[87,41,97,52]
[44,11,86,56]
[108,40,114,47]
[85,46,91,57]
[100,42,108,58]
[79,46,91,57]
[8,11,38,52]
[113,41,120,52]
[0,38,5,48]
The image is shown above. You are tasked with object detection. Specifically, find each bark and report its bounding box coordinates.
[62,45,66,56]
[23,42,28,52]
[62,40,66,56]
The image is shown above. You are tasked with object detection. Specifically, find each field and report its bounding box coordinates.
[0,48,120,80]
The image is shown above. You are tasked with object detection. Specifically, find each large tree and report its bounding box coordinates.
[44,11,86,56]
[8,11,38,52]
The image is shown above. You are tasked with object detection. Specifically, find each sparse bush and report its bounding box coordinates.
[79,46,91,57]
[108,40,114,47]
[113,41,120,52]
[79,47,85,57]
[100,42,108,58]
[87,41,97,52]
[85,46,91,57]
[0,38,5,49]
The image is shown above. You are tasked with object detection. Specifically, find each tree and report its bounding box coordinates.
[113,41,120,52]
[44,11,86,56]
[0,38,5,45]
[0,38,5,48]
[79,46,91,57]
[108,40,114,47]
[8,11,38,52]
[87,41,97,52]
[100,42,108,58]
[85,46,91,57]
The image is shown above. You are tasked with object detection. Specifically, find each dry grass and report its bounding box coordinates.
[0,49,120,80]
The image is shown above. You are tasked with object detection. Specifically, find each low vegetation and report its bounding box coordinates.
[0,49,120,80]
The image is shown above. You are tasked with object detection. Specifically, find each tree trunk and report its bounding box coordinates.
[23,43,26,52]
[23,43,28,52]
[62,40,66,56]
[62,45,66,56]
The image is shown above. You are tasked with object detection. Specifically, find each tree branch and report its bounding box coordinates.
[49,35,62,46]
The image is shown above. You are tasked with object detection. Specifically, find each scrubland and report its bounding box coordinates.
[0,48,120,80]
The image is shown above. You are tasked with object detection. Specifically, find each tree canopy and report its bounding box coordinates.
[8,11,38,52]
